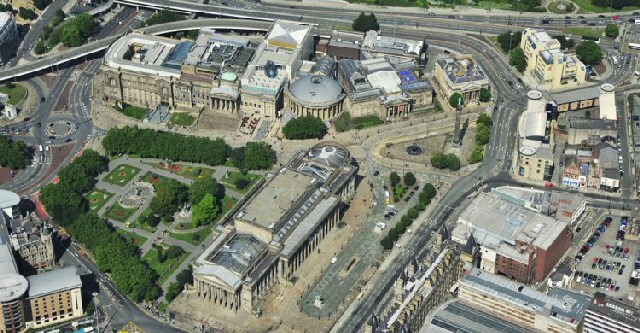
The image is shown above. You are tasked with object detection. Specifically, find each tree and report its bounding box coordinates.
[282,116,326,140]
[352,12,379,32]
[407,208,418,220]
[380,237,393,250]
[575,41,603,65]
[229,147,246,170]
[477,113,493,128]
[103,127,231,166]
[33,0,52,10]
[605,24,619,39]
[142,10,185,27]
[389,171,401,187]
[150,179,188,221]
[403,172,416,186]
[243,142,276,170]
[554,36,575,50]
[166,245,184,259]
[431,152,461,171]
[18,7,37,20]
[233,176,251,190]
[469,145,484,164]
[449,93,463,108]
[479,87,491,103]
[61,25,83,47]
[476,123,491,146]
[497,30,522,52]
[509,47,527,73]
[422,183,437,200]
[189,177,222,205]
[0,3,13,12]
[191,193,218,227]
[0,137,31,170]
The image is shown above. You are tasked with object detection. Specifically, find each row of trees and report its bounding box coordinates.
[33,0,52,11]
[592,0,640,9]
[69,213,161,302]
[39,150,161,301]
[40,150,108,224]
[141,11,185,27]
[282,116,326,140]
[576,40,603,66]
[380,183,437,250]
[0,136,31,170]
[18,7,37,20]
[103,127,276,171]
[431,152,461,171]
[0,3,12,12]
[165,268,193,302]
[497,30,522,53]
[389,171,416,187]
[59,14,98,47]
[469,113,493,164]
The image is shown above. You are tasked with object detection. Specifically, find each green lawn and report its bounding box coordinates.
[0,84,27,106]
[133,206,158,233]
[169,226,212,245]
[173,195,237,231]
[86,189,114,212]
[158,252,190,285]
[150,162,215,180]
[141,172,169,187]
[106,203,138,222]
[477,1,513,10]
[334,112,384,132]
[220,171,261,193]
[105,164,141,186]
[345,0,424,6]
[571,0,640,12]
[114,104,148,120]
[566,27,604,39]
[143,247,190,284]
[116,228,148,248]
[170,112,196,127]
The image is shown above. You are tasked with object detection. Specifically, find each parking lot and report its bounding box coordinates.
[573,215,638,297]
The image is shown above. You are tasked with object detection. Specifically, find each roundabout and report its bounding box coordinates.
[44,120,77,140]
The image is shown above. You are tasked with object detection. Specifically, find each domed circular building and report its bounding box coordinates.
[284,75,345,120]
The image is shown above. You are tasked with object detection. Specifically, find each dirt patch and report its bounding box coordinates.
[594,64,606,75]
[38,73,61,90]
[54,82,74,112]
[0,167,16,185]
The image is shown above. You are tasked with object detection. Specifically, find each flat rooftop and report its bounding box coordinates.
[437,56,488,86]
[236,170,315,230]
[0,189,20,209]
[27,266,82,298]
[462,268,591,328]
[457,192,567,251]
[104,34,181,78]
[280,196,339,257]
[569,118,618,130]
[588,292,640,328]
[424,301,535,333]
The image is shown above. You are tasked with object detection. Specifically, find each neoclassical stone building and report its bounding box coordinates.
[193,143,357,312]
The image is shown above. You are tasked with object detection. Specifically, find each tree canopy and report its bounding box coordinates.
[103,127,232,166]
[497,30,522,53]
[575,41,603,65]
[282,116,326,140]
[60,14,98,47]
[142,11,185,27]
[403,172,416,187]
[509,47,527,73]
[352,12,379,32]
[149,178,188,221]
[40,150,108,225]
[243,142,276,170]
[33,0,52,11]
[449,93,463,108]
[390,171,401,187]
[189,177,222,205]
[479,88,491,103]
[554,36,575,50]
[192,193,218,227]
[431,152,461,171]
[18,7,37,20]
[0,136,31,170]
[68,213,160,302]
[605,24,619,39]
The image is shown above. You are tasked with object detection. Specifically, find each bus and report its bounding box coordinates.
[38,145,43,152]
[629,43,640,50]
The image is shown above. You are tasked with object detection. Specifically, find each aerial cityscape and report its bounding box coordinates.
[0,0,640,332]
